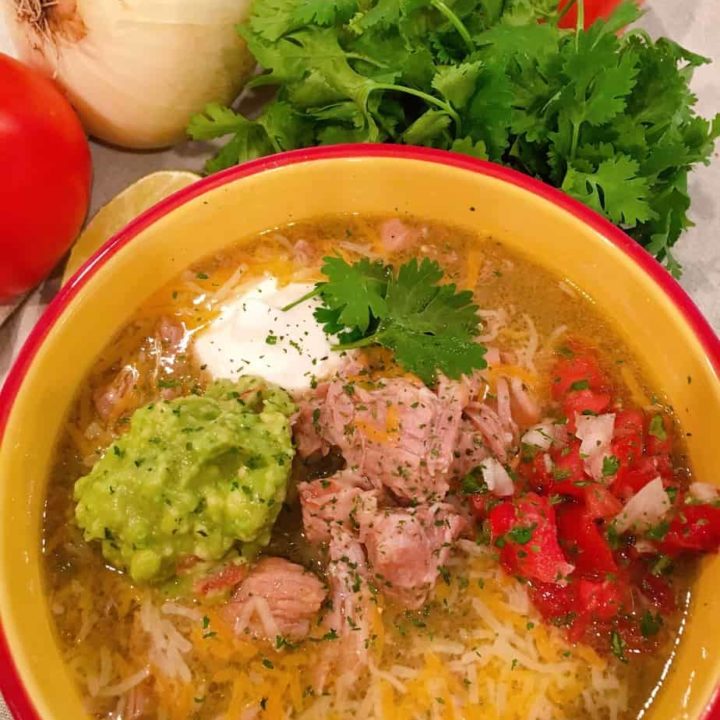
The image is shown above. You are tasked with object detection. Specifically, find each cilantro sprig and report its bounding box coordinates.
[189,0,719,275]
[285,256,487,383]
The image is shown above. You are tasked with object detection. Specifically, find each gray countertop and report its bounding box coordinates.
[0,2,718,718]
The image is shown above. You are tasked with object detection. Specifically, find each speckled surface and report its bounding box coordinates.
[0,3,718,717]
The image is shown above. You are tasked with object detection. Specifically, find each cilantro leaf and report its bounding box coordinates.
[191,0,719,271]
[562,156,655,227]
[317,257,390,333]
[298,257,487,383]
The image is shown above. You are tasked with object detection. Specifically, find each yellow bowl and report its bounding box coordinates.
[1,146,719,719]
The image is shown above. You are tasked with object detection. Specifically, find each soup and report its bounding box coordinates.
[42,215,719,720]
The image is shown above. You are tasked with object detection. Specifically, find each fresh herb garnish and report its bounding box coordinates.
[569,379,589,391]
[285,256,487,383]
[640,611,663,638]
[602,455,620,477]
[507,524,537,545]
[649,415,668,441]
[611,630,627,662]
[189,0,720,274]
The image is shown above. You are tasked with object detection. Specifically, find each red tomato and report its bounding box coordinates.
[562,389,611,428]
[582,483,622,520]
[557,0,630,29]
[551,353,608,400]
[557,504,617,576]
[577,578,625,620]
[489,493,573,584]
[0,54,91,300]
[660,504,720,555]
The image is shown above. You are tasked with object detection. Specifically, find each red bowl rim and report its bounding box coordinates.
[0,144,718,720]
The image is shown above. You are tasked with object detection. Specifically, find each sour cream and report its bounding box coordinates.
[194,276,346,392]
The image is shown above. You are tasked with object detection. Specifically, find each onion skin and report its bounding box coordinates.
[6,0,256,149]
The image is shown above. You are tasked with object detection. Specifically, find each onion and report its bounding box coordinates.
[480,458,514,497]
[521,421,557,451]
[575,413,615,481]
[689,482,719,503]
[613,478,671,535]
[5,0,255,148]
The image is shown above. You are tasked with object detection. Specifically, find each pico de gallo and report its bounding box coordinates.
[465,340,720,661]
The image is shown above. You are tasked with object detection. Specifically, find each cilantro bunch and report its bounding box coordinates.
[188,0,719,274]
[285,256,487,383]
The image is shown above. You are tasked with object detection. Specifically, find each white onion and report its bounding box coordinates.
[480,458,514,497]
[521,421,556,451]
[575,413,615,481]
[5,0,255,148]
[689,482,719,503]
[613,478,671,535]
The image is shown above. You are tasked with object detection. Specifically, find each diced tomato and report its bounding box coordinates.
[551,353,608,400]
[612,454,673,500]
[582,483,622,520]
[659,503,720,555]
[518,450,553,494]
[562,390,612,429]
[577,578,626,621]
[549,440,585,487]
[613,408,645,440]
[528,580,576,621]
[638,571,676,614]
[556,504,618,576]
[489,493,573,584]
[645,413,672,455]
[611,409,645,466]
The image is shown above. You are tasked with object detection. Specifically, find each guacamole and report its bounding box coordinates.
[74,378,296,582]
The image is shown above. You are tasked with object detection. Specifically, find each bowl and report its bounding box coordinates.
[1,145,719,719]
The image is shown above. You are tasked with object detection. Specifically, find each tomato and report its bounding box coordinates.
[660,504,720,555]
[557,504,618,576]
[551,353,608,400]
[562,389,611,428]
[612,454,673,500]
[582,483,622,520]
[489,493,572,584]
[0,54,92,300]
[557,0,629,29]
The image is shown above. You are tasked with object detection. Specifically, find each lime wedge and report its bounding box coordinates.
[62,170,201,285]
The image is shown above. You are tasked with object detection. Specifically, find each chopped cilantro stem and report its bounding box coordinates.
[429,0,474,54]
[281,286,322,312]
[371,83,460,129]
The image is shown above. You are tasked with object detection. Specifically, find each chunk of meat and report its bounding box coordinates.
[223,557,326,642]
[296,375,467,503]
[315,530,372,691]
[451,419,490,478]
[298,470,380,544]
[93,365,139,421]
[360,503,465,609]
[463,401,515,463]
[379,218,424,253]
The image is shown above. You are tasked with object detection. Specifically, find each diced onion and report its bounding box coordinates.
[689,482,719,503]
[575,413,615,481]
[521,422,556,451]
[480,458,514,497]
[613,478,671,535]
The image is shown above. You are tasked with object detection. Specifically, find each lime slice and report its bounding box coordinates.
[62,170,201,285]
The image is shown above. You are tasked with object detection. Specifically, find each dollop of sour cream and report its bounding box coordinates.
[194,276,346,392]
